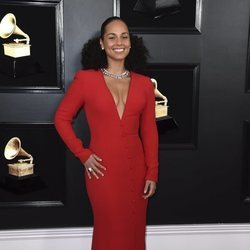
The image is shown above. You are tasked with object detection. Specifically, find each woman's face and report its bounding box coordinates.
[100,20,131,65]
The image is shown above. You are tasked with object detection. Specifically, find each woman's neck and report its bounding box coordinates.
[106,60,126,74]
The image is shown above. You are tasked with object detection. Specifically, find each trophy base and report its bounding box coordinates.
[3,43,31,58]
[0,55,42,78]
[0,174,47,194]
[8,163,34,177]
[155,106,169,119]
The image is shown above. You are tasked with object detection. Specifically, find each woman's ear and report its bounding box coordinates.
[100,39,104,50]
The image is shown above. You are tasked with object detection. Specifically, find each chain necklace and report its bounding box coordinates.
[101,68,130,79]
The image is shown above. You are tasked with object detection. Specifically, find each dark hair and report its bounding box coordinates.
[100,16,123,39]
[81,16,150,73]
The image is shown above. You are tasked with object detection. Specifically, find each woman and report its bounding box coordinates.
[54,16,159,250]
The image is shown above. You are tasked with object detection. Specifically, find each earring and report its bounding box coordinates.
[101,47,104,50]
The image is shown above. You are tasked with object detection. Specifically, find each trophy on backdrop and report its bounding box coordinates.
[151,78,169,119]
[0,13,31,58]
[0,13,41,78]
[4,137,34,177]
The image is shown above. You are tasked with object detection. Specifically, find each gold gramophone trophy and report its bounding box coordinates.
[4,137,34,178]
[0,13,31,58]
[0,13,41,78]
[151,78,169,119]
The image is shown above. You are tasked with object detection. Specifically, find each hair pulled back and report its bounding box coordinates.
[81,16,149,73]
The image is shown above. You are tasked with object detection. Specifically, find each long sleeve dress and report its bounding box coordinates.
[54,69,158,250]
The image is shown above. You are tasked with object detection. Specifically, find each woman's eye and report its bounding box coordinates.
[108,36,115,40]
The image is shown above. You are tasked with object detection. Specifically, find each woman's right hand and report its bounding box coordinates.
[84,154,106,179]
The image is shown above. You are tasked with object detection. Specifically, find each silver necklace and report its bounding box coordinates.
[101,68,130,79]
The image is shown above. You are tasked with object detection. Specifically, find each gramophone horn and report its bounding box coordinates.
[4,137,31,160]
[0,13,30,44]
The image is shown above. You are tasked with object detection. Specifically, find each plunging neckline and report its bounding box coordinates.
[100,70,132,121]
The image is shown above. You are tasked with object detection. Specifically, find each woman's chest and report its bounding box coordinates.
[84,80,146,118]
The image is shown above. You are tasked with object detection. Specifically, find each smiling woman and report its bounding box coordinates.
[54,16,159,250]
[81,19,149,72]
[100,19,131,63]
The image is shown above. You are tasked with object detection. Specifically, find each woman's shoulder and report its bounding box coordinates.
[74,69,100,78]
[131,71,153,90]
[69,69,100,92]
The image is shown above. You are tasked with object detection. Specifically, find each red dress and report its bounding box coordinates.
[54,69,158,250]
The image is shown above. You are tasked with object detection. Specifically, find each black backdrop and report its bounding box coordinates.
[0,0,250,229]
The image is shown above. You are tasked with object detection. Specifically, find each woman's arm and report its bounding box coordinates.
[140,78,159,183]
[54,71,93,164]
